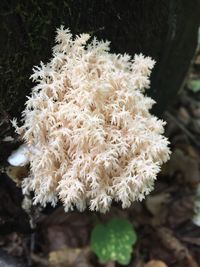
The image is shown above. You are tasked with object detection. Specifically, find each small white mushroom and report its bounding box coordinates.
[8,144,30,167]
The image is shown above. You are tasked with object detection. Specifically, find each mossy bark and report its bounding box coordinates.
[0,0,199,126]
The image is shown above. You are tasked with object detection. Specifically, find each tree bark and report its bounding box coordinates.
[0,0,199,124]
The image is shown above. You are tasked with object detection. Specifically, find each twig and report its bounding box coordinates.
[165,111,200,147]
[30,253,49,266]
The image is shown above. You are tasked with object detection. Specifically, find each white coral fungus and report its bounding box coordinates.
[13,26,170,213]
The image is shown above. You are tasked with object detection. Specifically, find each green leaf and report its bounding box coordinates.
[189,80,200,92]
[91,217,137,265]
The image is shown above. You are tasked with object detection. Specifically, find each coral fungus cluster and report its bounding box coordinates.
[12,26,170,213]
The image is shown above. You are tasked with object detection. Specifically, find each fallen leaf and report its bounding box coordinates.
[145,193,171,216]
[156,227,199,267]
[48,246,91,267]
[168,196,194,228]
[168,149,200,186]
[5,165,28,186]
[177,107,190,125]
[144,260,168,267]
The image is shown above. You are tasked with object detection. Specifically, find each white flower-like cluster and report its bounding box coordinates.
[13,26,170,213]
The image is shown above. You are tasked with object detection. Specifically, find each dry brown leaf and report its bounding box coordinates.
[156,227,199,267]
[39,208,91,253]
[5,165,28,186]
[144,260,168,267]
[48,246,91,267]
[145,193,171,216]
[168,196,194,228]
[157,227,187,259]
[168,149,200,186]
[177,107,190,125]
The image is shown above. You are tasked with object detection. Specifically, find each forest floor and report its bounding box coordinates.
[1,53,200,267]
